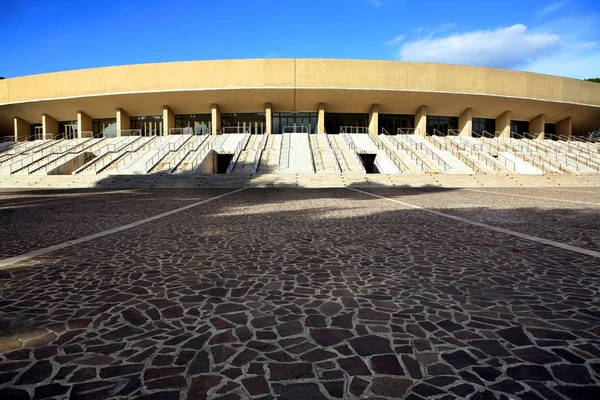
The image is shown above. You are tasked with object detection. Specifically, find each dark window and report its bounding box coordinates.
[58,121,78,139]
[272,112,318,134]
[427,116,458,136]
[472,118,495,138]
[379,114,414,135]
[510,121,529,137]
[545,123,557,140]
[93,118,117,138]
[324,113,368,134]
[221,113,266,134]
[174,114,211,135]
[130,116,163,136]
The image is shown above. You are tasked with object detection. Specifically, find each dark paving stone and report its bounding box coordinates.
[411,383,445,397]
[371,354,405,375]
[349,377,369,396]
[309,328,353,346]
[470,339,510,357]
[337,356,371,376]
[371,377,413,398]
[497,327,533,346]
[242,376,270,396]
[551,364,593,384]
[273,383,327,400]
[441,350,477,370]
[322,380,345,398]
[513,346,562,364]
[0,388,29,400]
[506,365,553,381]
[348,335,392,356]
[268,362,313,381]
[15,360,53,385]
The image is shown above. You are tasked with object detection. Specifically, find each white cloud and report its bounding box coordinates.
[385,35,404,45]
[395,24,561,70]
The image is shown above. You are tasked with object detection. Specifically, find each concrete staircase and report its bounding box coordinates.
[279,133,314,174]
[257,135,282,174]
[328,135,363,173]
[232,134,262,173]
[310,135,339,173]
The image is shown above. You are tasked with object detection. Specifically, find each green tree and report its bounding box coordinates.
[585,78,600,83]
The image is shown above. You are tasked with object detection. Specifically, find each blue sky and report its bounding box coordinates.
[1,0,599,79]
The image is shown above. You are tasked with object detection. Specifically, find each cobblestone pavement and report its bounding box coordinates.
[0,189,231,258]
[0,187,599,399]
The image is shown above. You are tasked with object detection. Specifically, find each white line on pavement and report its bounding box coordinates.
[462,188,600,206]
[0,188,246,269]
[347,187,600,259]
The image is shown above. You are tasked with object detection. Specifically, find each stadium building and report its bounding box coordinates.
[0,59,599,176]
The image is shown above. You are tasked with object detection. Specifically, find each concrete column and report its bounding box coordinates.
[496,110,511,138]
[42,114,58,140]
[211,104,221,135]
[317,103,325,134]
[13,117,30,141]
[557,117,572,138]
[458,108,472,137]
[116,108,130,136]
[77,111,92,138]
[265,103,272,134]
[163,105,175,136]
[415,105,427,136]
[530,114,545,140]
[368,104,379,135]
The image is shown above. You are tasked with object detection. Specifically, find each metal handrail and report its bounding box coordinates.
[8,140,72,173]
[372,135,409,172]
[447,129,460,136]
[220,126,252,135]
[341,126,370,134]
[22,139,95,174]
[390,136,430,172]
[91,137,146,173]
[29,138,104,174]
[397,128,422,135]
[145,135,190,172]
[226,133,251,173]
[119,129,143,137]
[305,133,316,174]
[169,136,210,173]
[280,133,291,171]
[252,134,269,173]
[283,125,309,134]
[105,136,159,172]
[340,133,366,173]
[189,139,215,172]
[400,135,450,171]
[323,134,341,173]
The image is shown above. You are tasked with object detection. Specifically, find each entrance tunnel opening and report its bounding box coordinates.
[359,153,379,174]
[216,154,233,174]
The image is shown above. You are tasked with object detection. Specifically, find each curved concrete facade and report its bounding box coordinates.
[1,59,600,137]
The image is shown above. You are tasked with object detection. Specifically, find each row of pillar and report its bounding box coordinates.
[14,103,573,140]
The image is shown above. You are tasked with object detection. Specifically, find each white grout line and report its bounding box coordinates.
[347,187,600,259]
[461,188,600,206]
[0,190,135,208]
[0,188,247,269]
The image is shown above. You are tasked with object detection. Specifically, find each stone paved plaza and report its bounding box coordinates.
[0,187,599,399]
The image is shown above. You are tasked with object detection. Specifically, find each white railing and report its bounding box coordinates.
[189,140,215,172]
[92,137,146,173]
[252,134,269,173]
[29,138,103,174]
[119,129,143,137]
[220,126,251,135]
[398,128,423,135]
[496,153,517,171]
[145,135,190,172]
[340,133,367,173]
[323,134,341,173]
[280,133,291,171]
[226,134,251,174]
[401,135,450,171]
[283,125,309,134]
[169,127,195,135]
[341,126,369,134]
[168,136,208,172]
[305,133,316,174]
[391,136,430,172]
[372,135,409,172]
[106,137,159,172]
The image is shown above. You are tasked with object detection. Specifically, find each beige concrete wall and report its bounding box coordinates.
[211,104,221,135]
[42,114,58,139]
[415,105,427,136]
[77,111,92,138]
[163,105,174,135]
[318,103,325,134]
[557,117,572,137]
[116,108,130,136]
[368,104,379,135]
[14,117,30,141]
[496,111,511,138]
[458,108,472,137]
[530,114,545,140]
